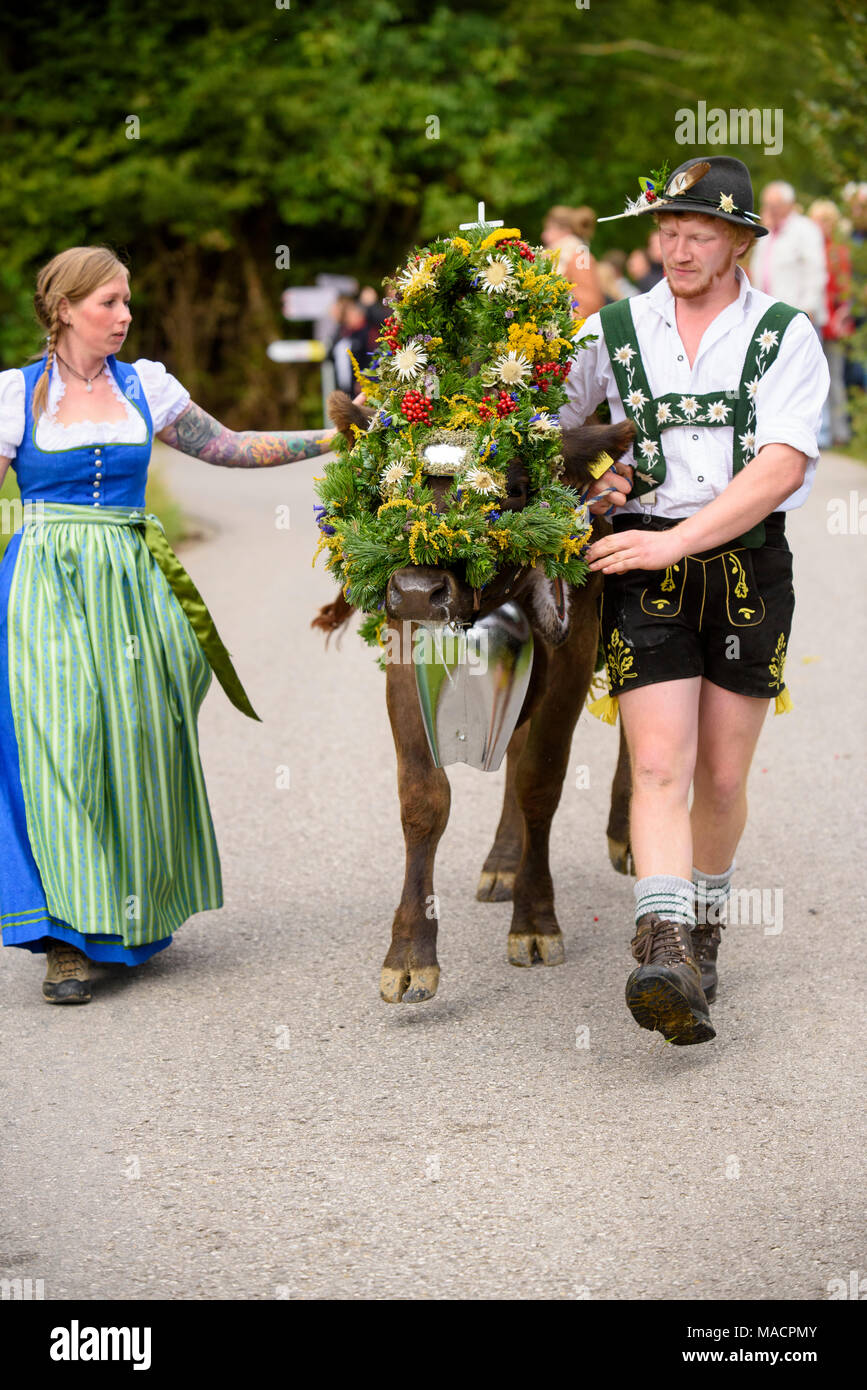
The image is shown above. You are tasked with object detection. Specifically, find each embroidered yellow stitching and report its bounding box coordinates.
[768,632,787,692]
[607,628,638,687]
[727,552,749,599]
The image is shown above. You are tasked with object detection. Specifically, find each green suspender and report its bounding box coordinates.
[598,298,804,548]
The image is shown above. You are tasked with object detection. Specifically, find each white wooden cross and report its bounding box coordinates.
[459,200,503,231]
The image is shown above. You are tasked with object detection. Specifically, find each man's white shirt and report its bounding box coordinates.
[560,265,830,519]
[748,212,828,325]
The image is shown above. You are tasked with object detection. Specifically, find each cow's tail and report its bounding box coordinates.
[311,589,356,645]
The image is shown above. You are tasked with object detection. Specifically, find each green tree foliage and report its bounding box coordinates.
[0,0,855,425]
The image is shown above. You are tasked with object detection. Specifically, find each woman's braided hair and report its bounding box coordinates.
[31,246,128,421]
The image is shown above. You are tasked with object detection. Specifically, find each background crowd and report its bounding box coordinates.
[327,180,867,452]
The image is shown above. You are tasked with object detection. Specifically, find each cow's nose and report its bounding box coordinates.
[386,566,462,621]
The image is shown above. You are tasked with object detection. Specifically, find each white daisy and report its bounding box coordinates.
[390,343,428,381]
[745,377,761,399]
[529,411,559,434]
[380,460,411,493]
[627,389,648,410]
[397,262,435,298]
[707,400,731,422]
[679,396,699,418]
[493,349,531,385]
[463,466,503,496]
[613,345,636,365]
[757,329,779,351]
[656,402,673,423]
[481,255,514,295]
[739,431,756,454]
[638,438,659,460]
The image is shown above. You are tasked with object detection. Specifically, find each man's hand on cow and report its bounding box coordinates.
[586,525,685,574]
[586,463,634,515]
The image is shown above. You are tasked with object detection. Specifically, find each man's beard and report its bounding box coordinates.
[667,249,738,300]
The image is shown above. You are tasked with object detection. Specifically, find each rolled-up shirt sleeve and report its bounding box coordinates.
[753,312,830,463]
[0,369,25,460]
[559,312,610,430]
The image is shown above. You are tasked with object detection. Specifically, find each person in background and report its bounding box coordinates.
[598,249,639,302]
[541,205,605,316]
[626,247,651,288]
[328,295,371,395]
[635,230,665,292]
[841,181,867,396]
[749,181,827,328]
[809,199,853,447]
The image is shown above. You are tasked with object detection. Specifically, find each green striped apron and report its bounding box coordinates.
[5,503,254,947]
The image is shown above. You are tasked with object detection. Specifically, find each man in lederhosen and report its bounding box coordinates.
[560,156,829,1046]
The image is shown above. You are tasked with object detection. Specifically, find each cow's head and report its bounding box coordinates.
[327,390,634,645]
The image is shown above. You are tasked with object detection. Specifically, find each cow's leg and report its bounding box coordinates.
[476,722,529,902]
[508,601,598,966]
[607,723,634,875]
[380,631,450,1003]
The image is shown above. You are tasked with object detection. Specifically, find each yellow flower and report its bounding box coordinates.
[479,227,521,250]
[451,237,472,254]
[506,320,545,361]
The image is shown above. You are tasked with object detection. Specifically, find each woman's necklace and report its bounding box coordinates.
[54,351,106,393]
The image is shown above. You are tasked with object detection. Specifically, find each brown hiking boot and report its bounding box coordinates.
[625,914,714,1045]
[42,940,91,1004]
[690,921,725,1003]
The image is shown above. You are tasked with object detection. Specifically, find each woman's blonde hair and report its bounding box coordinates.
[31,246,129,420]
[546,205,597,243]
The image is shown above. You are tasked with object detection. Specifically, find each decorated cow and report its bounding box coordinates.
[312,214,633,1003]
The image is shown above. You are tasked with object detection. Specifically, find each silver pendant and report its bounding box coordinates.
[414,602,534,772]
[85,380,93,392]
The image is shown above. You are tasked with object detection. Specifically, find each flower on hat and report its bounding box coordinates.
[718,192,736,214]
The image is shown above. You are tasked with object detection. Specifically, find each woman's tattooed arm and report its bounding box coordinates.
[157,402,338,467]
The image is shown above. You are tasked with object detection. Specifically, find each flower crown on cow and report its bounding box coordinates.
[313,216,603,650]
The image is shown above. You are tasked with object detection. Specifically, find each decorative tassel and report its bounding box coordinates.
[588,693,620,725]
[774,687,793,715]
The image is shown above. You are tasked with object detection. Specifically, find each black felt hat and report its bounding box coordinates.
[599,156,769,237]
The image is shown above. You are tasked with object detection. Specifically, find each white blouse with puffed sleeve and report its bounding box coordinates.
[0,359,191,460]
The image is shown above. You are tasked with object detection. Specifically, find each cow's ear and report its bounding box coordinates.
[327,390,375,444]
[560,419,635,488]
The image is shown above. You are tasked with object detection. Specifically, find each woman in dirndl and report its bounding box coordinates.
[0,245,336,1004]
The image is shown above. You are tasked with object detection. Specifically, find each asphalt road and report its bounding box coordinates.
[2,440,864,1301]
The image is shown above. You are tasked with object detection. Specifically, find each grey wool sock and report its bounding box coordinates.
[634,874,696,927]
[693,860,736,927]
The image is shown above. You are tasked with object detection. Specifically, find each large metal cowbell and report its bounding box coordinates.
[413,603,534,772]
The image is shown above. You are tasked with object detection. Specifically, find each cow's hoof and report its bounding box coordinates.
[380,964,440,1004]
[608,837,635,876]
[476,869,516,902]
[507,932,565,967]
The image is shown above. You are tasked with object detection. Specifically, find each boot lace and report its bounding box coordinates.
[631,918,692,967]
